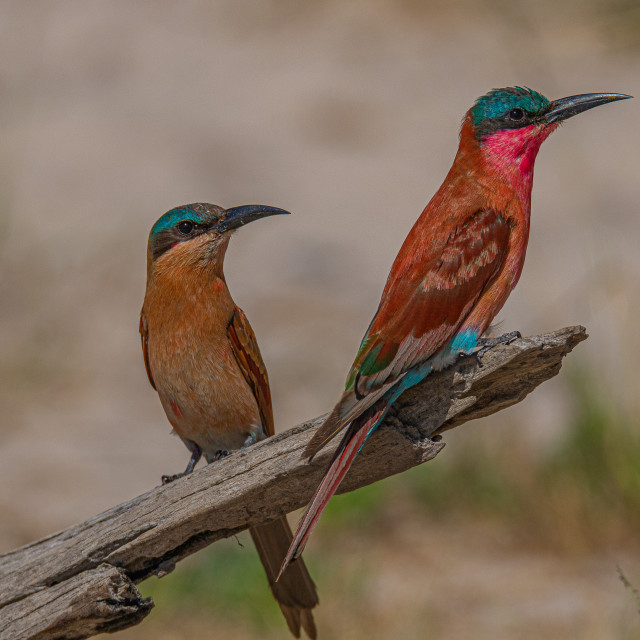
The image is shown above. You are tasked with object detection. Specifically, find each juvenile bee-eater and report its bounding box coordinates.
[141,203,318,639]
[279,86,631,576]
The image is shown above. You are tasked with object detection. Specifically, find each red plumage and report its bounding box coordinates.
[280,87,629,576]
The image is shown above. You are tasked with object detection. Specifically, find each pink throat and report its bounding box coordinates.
[481,123,558,201]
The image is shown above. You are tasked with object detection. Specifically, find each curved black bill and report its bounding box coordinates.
[217,204,291,233]
[544,92,632,124]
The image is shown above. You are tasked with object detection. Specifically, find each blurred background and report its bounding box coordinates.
[1,1,639,638]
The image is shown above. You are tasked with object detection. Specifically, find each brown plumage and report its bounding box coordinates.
[141,203,318,638]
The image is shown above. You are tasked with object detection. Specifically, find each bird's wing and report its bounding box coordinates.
[305,208,510,457]
[228,305,275,437]
[351,208,510,389]
[229,308,318,635]
[139,311,156,390]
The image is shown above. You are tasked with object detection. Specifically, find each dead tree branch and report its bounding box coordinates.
[0,325,587,639]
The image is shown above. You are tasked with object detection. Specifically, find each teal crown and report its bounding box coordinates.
[471,86,550,126]
[150,204,216,239]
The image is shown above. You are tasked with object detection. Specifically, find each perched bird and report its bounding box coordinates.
[141,203,318,639]
[279,87,631,576]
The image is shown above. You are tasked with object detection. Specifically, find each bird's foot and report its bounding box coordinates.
[476,330,521,366]
[161,444,202,484]
[213,449,230,461]
[161,472,186,485]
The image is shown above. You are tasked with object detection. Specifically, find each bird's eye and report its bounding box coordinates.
[509,108,525,121]
[177,220,194,235]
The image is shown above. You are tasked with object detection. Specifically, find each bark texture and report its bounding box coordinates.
[0,326,587,639]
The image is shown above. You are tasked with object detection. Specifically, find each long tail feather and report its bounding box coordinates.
[250,517,319,639]
[278,405,386,580]
[304,376,402,460]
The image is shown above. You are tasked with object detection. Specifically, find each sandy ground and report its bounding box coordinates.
[0,1,639,638]
[119,519,640,640]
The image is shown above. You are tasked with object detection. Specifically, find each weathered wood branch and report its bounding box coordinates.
[0,326,587,639]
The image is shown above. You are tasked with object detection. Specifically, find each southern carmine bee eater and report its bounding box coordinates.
[279,86,631,577]
[141,203,318,639]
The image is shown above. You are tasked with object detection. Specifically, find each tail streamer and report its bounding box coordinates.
[277,405,386,580]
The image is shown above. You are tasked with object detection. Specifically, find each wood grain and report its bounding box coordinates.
[0,326,587,639]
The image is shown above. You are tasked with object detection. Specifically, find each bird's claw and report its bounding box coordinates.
[476,330,521,366]
[162,445,202,484]
[161,472,185,485]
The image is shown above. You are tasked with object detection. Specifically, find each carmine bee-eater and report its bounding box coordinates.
[140,203,318,639]
[279,86,631,577]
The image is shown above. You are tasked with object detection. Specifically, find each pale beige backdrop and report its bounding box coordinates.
[0,1,638,638]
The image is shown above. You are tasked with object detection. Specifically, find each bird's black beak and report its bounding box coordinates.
[543,92,631,125]
[217,204,291,233]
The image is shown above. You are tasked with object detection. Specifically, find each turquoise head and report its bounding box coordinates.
[148,203,290,261]
[469,86,630,141]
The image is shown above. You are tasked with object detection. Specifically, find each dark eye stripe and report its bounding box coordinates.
[474,107,537,139]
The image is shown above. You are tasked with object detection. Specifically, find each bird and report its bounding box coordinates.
[140,202,319,639]
[278,86,631,578]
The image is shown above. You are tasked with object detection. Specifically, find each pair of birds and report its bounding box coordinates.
[140,87,629,638]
